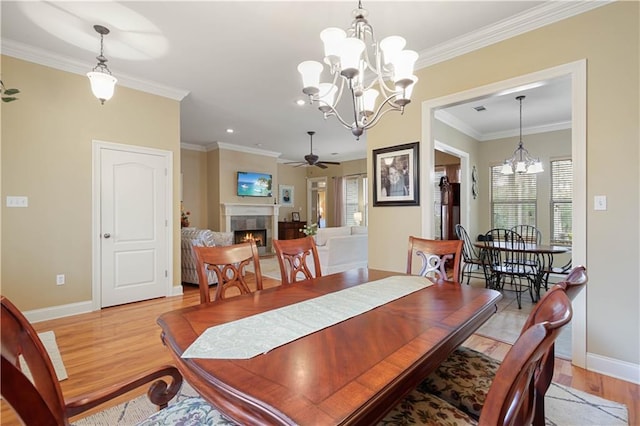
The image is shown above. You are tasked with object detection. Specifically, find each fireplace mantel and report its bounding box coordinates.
[221,203,280,244]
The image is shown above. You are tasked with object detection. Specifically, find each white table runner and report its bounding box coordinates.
[182,275,433,359]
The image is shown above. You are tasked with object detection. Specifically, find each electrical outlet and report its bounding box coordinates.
[6,196,28,207]
[56,274,65,285]
[594,195,607,211]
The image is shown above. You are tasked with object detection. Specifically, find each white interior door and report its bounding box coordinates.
[97,144,170,308]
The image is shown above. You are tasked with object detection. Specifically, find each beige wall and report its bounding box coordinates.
[368,2,639,365]
[277,163,309,222]
[180,148,208,229]
[1,56,182,311]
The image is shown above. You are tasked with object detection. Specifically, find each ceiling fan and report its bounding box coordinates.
[286,131,341,169]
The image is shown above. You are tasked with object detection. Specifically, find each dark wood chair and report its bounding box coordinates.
[511,224,542,244]
[194,239,263,303]
[419,265,586,426]
[272,236,322,285]
[406,236,462,283]
[455,224,488,285]
[484,228,539,308]
[0,296,183,425]
[382,290,573,426]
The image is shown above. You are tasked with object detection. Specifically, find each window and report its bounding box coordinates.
[344,175,367,226]
[490,165,537,229]
[550,159,572,245]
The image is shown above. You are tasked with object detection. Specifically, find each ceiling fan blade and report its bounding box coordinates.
[315,163,328,169]
[318,161,341,166]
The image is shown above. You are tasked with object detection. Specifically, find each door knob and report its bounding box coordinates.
[103,233,111,238]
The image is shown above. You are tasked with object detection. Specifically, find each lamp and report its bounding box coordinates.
[353,211,363,226]
[500,95,543,175]
[298,1,418,140]
[87,24,117,105]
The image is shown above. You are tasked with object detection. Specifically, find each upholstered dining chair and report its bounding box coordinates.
[406,236,462,283]
[381,287,573,426]
[194,239,263,303]
[455,224,488,285]
[0,296,229,426]
[273,236,322,285]
[418,265,586,426]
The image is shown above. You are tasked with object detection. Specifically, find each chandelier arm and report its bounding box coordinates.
[348,80,362,130]
[361,95,404,130]
[315,101,355,131]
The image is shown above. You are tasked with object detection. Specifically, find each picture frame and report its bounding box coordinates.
[291,211,300,222]
[279,184,294,207]
[373,142,420,207]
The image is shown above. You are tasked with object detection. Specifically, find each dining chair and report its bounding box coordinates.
[483,228,539,308]
[194,239,263,303]
[511,224,542,244]
[0,296,227,426]
[455,224,488,285]
[406,236,462,282]
[381,288,573,426]
[273,236,322,284]
[418,265,586,426]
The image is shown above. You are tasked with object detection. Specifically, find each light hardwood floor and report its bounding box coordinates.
[2,276,638,425]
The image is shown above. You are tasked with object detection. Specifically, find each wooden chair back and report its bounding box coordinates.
[523,264,587,426]
[1,296,183,426]
[1,296,65,425]
[272,236,322,285]
[480,290,573,426]
[194,239,263,303]
[406,236,462,282]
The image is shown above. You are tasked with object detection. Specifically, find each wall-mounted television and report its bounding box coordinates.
[237,171,273,197]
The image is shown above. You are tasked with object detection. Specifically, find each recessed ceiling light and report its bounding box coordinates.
[226,128,234,133]
[296,99,306,106]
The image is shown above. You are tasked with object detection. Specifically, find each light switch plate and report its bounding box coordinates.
[594,195,607,211]
[6,196,28,207]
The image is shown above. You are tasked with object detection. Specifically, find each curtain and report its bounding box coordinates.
[333,176,345,227]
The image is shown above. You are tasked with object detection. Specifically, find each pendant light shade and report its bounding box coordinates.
[87,25,117,104]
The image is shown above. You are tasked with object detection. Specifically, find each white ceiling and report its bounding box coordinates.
[2,1,596,162]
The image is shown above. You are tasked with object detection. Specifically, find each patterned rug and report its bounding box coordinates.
[72,380,628,425]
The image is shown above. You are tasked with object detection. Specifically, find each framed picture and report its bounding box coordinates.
[373,142,420,206]
[279,184,294,207]
[291,211,300,222]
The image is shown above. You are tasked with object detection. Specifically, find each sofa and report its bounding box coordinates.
[314,226,368,275]
[181,228,234,285]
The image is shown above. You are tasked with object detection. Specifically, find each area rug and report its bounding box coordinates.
[20,330,68,381]
[73,381,628,425]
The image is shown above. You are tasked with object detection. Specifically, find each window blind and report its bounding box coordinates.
[490,165,537,229]
[551,159,572,245]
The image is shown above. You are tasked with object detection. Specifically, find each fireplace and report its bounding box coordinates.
[221,203,280,255]
[234,229,267,248]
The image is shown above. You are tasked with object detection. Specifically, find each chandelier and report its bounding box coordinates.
[87,25,117,105]
[297,1,418,140]
[500,95,543,174]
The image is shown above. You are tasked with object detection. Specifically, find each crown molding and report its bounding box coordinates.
[435,110,483,141]
[215,142,281,158]
[180,143,208,152]
[1,39,190,101]
[415,1,611,69]
[483,121,572,141]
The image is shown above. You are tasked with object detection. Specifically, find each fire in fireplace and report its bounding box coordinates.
[234,229,266,247]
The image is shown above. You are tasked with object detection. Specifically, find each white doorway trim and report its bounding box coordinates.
[421,60,587,367]
[91,140,174,311]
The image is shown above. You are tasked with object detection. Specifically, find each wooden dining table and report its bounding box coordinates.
[474,241,570,300]
[157,268,501,425]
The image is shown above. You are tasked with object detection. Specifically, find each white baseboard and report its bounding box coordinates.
[25,300,94,324]
[26,285,184,323]
[586,352,640,385]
